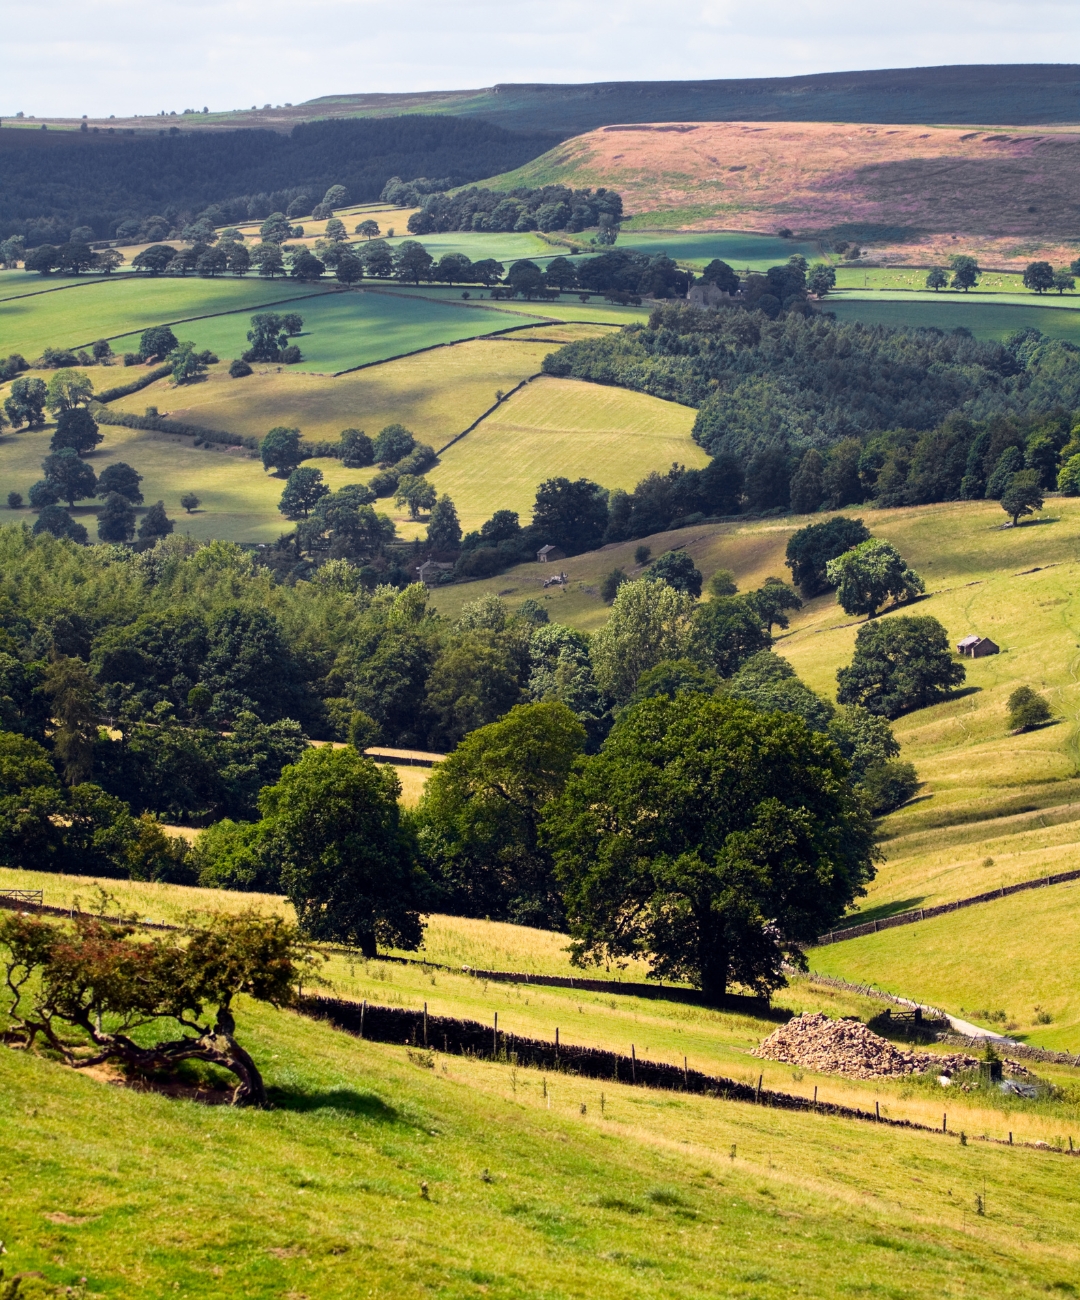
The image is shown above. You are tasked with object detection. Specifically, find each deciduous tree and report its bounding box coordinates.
[1000,469,1044,525]
[259,746,424,957]
[836,615,965,717]
[825,539,924,617]
[542,693,876,1001]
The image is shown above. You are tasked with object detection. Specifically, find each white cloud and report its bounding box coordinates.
[4,0,1080,118]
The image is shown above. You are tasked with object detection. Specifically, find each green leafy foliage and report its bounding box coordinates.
[825,540,925,617]
[836,615,966,718]
[1006,685,1052,732]
[259,746,426,957]
[417,701,586,927]
[542,693,876,1000]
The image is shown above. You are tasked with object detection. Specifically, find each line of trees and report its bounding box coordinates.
[391,182,623,238]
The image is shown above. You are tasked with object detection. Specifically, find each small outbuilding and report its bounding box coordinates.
[957,634,1000,658]
[537,544,565,563]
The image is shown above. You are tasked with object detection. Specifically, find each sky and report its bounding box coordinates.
[6,0,1080,119]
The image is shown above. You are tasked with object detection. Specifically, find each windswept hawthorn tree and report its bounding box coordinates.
[0,906,318,1105]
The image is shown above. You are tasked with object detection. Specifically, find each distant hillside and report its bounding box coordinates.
[482,119,1080,267]
[316,65,1080,134]
[19,65,1080,140]
[0,116,560,241]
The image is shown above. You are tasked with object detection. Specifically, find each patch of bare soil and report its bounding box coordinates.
[534,121,1080,266]
[78,1061,235,1104]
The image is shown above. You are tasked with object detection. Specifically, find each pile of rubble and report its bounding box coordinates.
[755,1013,981,1080]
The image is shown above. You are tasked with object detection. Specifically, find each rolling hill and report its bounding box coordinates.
[486,119,1080,267]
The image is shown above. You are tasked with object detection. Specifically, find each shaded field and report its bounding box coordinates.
[619,230,820,269]
[825,296,1080,343]
[488,119,1080,266]
[426,375,707,533]
[0,275,333,360]
[107,288,549,374]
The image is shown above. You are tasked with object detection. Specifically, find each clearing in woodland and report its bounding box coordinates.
[486,119,1080,267]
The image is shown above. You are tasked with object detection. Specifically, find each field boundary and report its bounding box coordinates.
[814,868,1080,947]
[298,993,1079,1153]
[434,374,541,454]
[459,963,768,1013]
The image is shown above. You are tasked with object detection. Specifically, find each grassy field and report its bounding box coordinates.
[825,296,1080,343]
[423,375,707,534]
[2,338,564,542]
[618,230,821,269]
[107,289,550,375]
[1,421,285,543]
[2,341,699,543]
[4,865,1080,1145]
[809,882,1080,1050]
[6,983,1080,1300]
[0,276,335,360]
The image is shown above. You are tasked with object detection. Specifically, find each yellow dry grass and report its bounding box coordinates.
[425,375,707,534]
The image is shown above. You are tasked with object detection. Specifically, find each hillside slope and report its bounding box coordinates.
[26,64,1080,137]
[487,119,1080,266]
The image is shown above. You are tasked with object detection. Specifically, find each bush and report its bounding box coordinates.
[281,345,302,364]
[600,568,628,603]
[860,760,919,814]
[1007,685,1051,732]
[229,358,253,378]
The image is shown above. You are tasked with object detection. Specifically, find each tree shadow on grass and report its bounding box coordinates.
[845,896,928,925]
[268,1086,400,1122]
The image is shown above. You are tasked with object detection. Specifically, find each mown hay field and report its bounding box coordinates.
[0,274,334,359]
[424,375,708,533]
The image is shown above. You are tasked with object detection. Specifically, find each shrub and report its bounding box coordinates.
[860,760,919,814]
[600,568,628,603]
[1007,686,1051,732]
[229,358,253,378]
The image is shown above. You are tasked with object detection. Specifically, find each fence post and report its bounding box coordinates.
[424,1002,428,1048]
[360,999,366,1039]
[943,1113,947,1133]
[631,1044,636,1083]
[493,1011,498,1057]
[684,1056,689,1089]
[555,1027,559,1067]
[755,1073,762,1104]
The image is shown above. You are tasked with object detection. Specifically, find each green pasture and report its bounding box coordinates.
[810,882,1080,1050]
[6,985,1080,1300]
[0,275,334,360]
[0,270,115,301]
[832,268,1031,293]
[618,230,821,269]
[382,284,653,327]
[4,864,1080,1149]
[825,295,1080,343]
[106,288,549,375]
[424,375,706,534]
